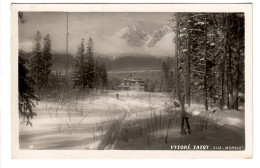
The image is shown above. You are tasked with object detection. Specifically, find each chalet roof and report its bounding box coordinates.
[123,78,144,83]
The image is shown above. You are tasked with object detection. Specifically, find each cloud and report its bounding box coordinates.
[19,41,34,52]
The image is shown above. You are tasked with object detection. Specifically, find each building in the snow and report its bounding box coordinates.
[118,78,145,91]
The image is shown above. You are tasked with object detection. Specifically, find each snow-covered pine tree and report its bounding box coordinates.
[175,13,191,106]
[175,13,245,110]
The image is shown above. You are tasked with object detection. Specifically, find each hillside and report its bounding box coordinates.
[20,52,74,71]
[20,51,165,72]
[97,54,164,71]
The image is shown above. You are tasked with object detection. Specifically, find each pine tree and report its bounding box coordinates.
[85,38,95,89]
[29,31,45,93]
[93,60,101,89]
[42,34,52,87]
[72,39,86,90]
[100,63,108,89]
[18,12,39,126]
[18,12,26,24]
[19,50,39,126]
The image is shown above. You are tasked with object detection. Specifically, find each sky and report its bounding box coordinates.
[19,12,173,54]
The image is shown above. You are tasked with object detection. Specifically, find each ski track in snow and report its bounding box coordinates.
[19,91,244,150]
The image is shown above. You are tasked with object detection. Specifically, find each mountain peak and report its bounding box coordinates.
[160,25,172,32]
[147,25,173,48]
[119,26,148,47]
[127,25,137,31]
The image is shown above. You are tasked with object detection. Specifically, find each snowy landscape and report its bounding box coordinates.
[18,12,245,150]
[20,91,245,150]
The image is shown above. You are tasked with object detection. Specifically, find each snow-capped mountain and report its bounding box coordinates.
[147,25,172,47]
[119,25,149,47]
[109,25,175,57]
[19,25,175,58]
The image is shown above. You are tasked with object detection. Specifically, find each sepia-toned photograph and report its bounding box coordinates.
[11,4,252,159]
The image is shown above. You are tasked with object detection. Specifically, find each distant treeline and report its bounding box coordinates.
[20,52,165,72]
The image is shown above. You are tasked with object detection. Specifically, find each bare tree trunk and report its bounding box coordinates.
[82,70,84,90]
[224,14,229,109]
[210,20,216,104]
[204,14,208,111]
[221,65,225,110]
[213,64,216,103]
[36,66,38,96]
[186,14,191,106]
[228,37,234,109]
[220,14,226,110]
[234,16,241,110]
[227,15,234,109]
[224,57,229,108]
[175,13,180,100]
[66,12,69,88]
[212,27,216,104]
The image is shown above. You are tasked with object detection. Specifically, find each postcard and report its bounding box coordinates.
[11,3,252,159]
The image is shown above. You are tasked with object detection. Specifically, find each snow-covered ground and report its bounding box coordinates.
[19,90,245,150]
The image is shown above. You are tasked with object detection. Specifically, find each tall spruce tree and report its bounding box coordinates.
[42,34,52,87]
[29,31,45,93]
[85,38,95,89]
[72,39,86,90]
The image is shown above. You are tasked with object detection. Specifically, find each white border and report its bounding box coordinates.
[10,3,252,159]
